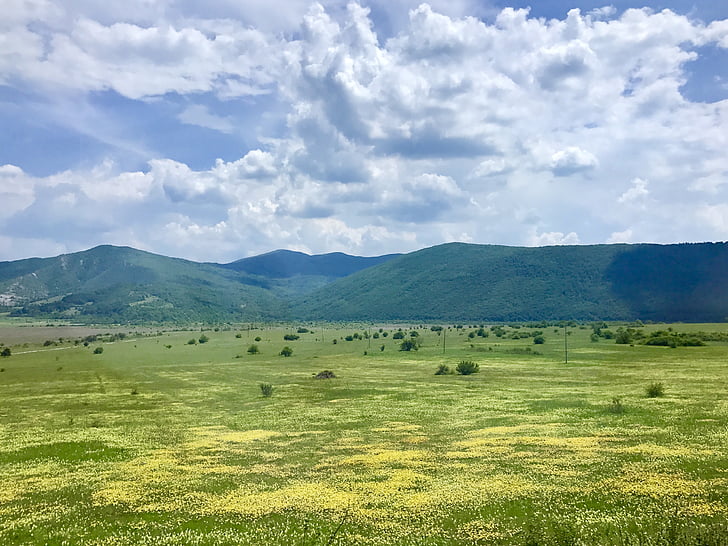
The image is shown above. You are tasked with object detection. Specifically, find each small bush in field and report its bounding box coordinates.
[93,347,104,354]
[608,397,625,414]
[280,346,293,357]
[435,364,452,375]
[646,382,665,398]
[456,360,479,375]
[247,344,260,354]
[315,370,336,379]
[259,383,273,397]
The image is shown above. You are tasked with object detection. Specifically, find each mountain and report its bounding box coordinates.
[219,249,400,295]
[2,242,728,323]
[0,246,287,323]
[293,242,728,322]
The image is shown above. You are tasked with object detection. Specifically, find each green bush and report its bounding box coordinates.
[399,339,418,351]
[284,334,300,341]
[392,331,405,340]
[607,397,625,414]
[0,347,11,357]
[456,360,479,375]
[646,382,665,398]
[280,346,293,357]
[247,344,260,354]
[533,335,545,344]
[187,338,197,345]
[259,383,273,397]
[254,336,261,342]
[198,334,209,344]
[315,370,336,379]
[93,347,104,354]
[434,364,451,375]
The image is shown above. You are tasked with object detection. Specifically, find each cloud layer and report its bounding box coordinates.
[1,2,727,261]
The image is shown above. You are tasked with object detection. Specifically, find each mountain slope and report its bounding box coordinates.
[292,242,728,322]
[0,245,287,323]
[219,249,400,296]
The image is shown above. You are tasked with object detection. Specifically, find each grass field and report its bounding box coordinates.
[0,322,727,545]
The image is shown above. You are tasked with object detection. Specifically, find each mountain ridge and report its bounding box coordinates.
[2,242,727,323]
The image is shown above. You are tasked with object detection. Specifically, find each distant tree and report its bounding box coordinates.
[280,346,293,357]
[93,347,104,354]
[187,338,197,345]
[456,360,479,375]
[254,336,262,342]
[533,335,545,345]
[247,344,260,354]
[284,334,300,341]
[399,339,418,351]
[393,331,405,340]
[198,334,209,344]
[0,347,10,357]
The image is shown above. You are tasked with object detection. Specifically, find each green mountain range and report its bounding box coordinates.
[1,242,727,323]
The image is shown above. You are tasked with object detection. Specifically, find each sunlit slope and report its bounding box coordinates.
[293,242,728,322]
[0,245,286,322]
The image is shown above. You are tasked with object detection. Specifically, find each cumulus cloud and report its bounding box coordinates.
[1,3,727,261]
[618,178,649,204]
[550,147,599,177]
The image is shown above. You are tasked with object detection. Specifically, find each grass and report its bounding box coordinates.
[0,323,726,544]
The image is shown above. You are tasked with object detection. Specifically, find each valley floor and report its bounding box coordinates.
[1,322,726,544]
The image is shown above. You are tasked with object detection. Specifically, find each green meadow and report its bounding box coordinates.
[0,322,726,545]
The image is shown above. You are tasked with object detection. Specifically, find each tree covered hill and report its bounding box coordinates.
[1,242,727,323]
[0,245,287,323]
[293,242,728,322]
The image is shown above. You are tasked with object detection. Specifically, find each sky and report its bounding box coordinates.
[1,1,727,263]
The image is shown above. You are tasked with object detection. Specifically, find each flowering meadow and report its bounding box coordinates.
[1,322,726,544]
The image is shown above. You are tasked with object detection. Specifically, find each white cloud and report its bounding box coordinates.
[607,229,633,243]
[528,229,581,247]
[550,147,599,176]
[1,3,728,261]
[618,177,649,204]
[178,105,235,134]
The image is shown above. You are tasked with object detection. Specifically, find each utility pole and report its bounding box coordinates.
[564,324,568,364]
[443,327,446,354]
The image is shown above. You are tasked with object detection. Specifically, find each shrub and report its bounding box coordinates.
[284,334,300,341]
[399,339,418,351]
[533,335,545,344]
[247,344,260,354]
[235,333,242,338]
[382,332,388,337]
[198,334,209,344]
[380,344,385,352]
[456,360,479,375]
[0,347,10,357]
[434,364,451,375]
[254,336,261,342]
[260,383,273,397]
[187,338,197,345]
[315,370,336,379]
[646,382,665,398]
[608,397,625,414]
[280,346,293,357]
[344,335,354,341]
[392,331,405,339]
[130,387,139,395]
[297,327,309,333]
[93,347,104,354]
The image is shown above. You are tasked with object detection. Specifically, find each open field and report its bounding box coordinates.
[1,323,727,545]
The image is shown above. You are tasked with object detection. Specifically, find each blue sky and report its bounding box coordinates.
[1,1,727,262]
